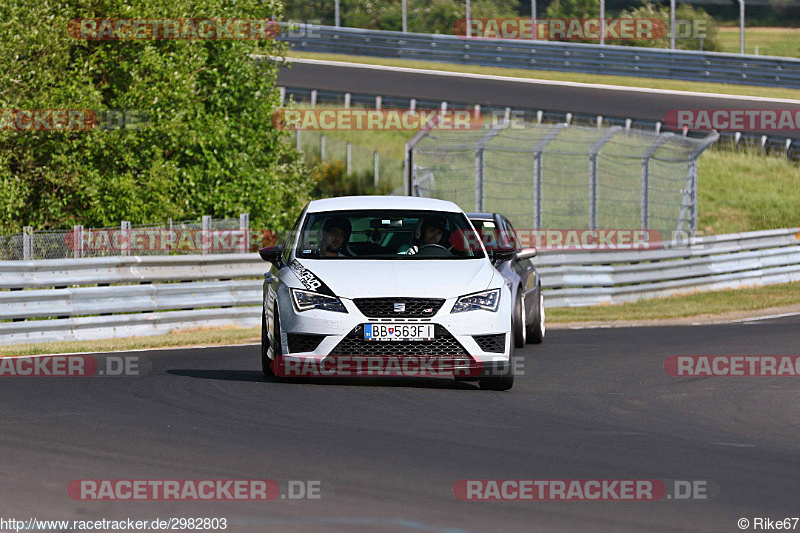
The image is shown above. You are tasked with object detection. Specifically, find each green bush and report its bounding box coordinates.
[0,0,313,234]
[310,160,395,197]
[618,2,720,51]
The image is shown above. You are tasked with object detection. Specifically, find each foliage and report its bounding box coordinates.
[310,160,395,197]
[0,0,313,233]
[618,1,720,51]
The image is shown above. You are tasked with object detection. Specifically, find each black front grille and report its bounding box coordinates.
[287,333,326,353]
[353,298,445,318]
[330,324,467,356]
[473,334,505,353]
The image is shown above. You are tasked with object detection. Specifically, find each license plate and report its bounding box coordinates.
[364,324,434,341]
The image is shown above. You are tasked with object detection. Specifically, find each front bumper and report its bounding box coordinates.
[276,286,512,371]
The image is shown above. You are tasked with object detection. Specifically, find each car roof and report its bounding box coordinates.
[307,196,464,213]
[466,212,498,221]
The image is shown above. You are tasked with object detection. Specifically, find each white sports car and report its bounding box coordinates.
[259,196,516,390]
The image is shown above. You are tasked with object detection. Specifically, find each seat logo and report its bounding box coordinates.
[393,303,406,313]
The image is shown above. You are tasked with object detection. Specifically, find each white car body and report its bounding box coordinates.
[261,196,514,388]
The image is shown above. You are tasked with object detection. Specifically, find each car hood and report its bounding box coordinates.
[291,259,497,299]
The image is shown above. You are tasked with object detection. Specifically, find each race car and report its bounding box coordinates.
[466,212,545,347]
[258,196,516,390]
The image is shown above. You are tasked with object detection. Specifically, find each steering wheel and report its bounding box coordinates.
[417,244,452,256]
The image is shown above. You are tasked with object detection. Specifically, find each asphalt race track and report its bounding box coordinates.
[2,316,799,532]
[276,59,800,125]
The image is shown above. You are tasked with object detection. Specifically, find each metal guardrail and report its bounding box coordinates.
[535,227,800,307]
[279,24,800,89]
[280,87,799,159]
[1,228,798,345]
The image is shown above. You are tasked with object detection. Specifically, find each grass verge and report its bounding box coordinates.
[0,326,260,357]
[549,281,800,322]
[717,26,800,58]
[285,51,800,101]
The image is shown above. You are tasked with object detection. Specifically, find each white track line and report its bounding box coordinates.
[285,57,800,105]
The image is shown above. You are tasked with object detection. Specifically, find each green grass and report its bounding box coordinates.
[717,26,800,58]
[698,149,800,235]
[549,281,800,322]
[286,51,800,102]
[0,326,260,357]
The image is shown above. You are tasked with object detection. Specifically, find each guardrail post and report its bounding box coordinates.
[310,90,317,108]
[589,127,622,230]
[597,115,602,128]
[375,96,382,111]
[640,133,672,231]
[202,215,211,255]
[533,123,566,229]
[239,213,249,252]
[536,110,543,124]
[373,151,379,190]
[346,142,352,175]
[344,92,351,109]
[410,99,416,113]
[279,87,285,106]
[565,112,572,125]
[23,226,32,260]
[121,220,131,256]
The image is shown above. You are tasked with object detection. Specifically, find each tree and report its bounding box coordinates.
[618,1,720,51]
[544,0,600,19]
[0,0,312,233]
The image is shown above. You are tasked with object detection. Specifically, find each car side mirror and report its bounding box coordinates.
[516,247,537,260]
[491,249,516,263]
[259,245,284,266]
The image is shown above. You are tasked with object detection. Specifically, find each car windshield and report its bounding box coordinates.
[295,210,485,259]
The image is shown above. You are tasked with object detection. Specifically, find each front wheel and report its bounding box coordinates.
[526,284,545,344]
[261,308,274,378]
[513,288,527,348]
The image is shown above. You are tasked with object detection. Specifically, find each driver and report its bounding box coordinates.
[319,216,351,257]
[403,215,450,255]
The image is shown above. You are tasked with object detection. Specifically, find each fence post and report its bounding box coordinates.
[279,87,285,106]
[73,225,83,259]
[239,213,250,253]
[373,151,379,190]
[346,142,352,175]
[202,215,211,255]
[121,220,131,256]
[533,123,567,229]
[321,134,326,161]
[640,134,672,231]
[474,120,509,212]
[589,127,622,230]
[23,226,32,260]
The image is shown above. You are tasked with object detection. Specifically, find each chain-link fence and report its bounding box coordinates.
[0,215,253,261]
[408,121,718,237]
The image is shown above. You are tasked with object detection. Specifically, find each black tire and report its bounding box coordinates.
[478,340,515,391]
[526,283,545,344]
[272,305,291,382]
[261,308,274,378]
[512,287,526,348]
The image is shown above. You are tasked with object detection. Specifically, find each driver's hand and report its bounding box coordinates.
[405,245,419,255]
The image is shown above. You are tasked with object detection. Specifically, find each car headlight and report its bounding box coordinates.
[451,289,501,313]
[291,289,347,313]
